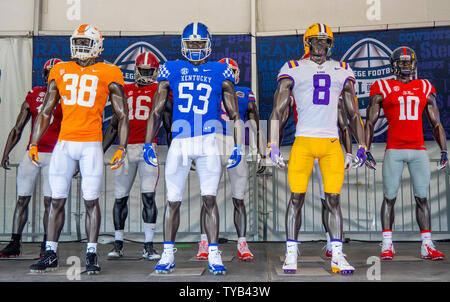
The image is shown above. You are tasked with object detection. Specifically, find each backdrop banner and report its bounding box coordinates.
[32,35,252,144]
[257,26,450,145]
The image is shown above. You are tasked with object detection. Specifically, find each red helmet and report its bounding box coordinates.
[134,51,160,85]
[42,58,62,83]
[218,58,239,84]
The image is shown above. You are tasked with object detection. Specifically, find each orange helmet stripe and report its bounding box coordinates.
[77,24,89,35]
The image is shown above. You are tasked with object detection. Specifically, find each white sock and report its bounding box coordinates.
[87,243,97,254]
[382,229,392,243]
[286,240,298,254]
[144,223,156,243]
[200,233,208,243]
[238,237,246,244]
[421,231,432,244]
[115,230,124,242]
[163,242,174,253]
[331,240,343,257]
[208,243,219,254]
[46,241,58,252]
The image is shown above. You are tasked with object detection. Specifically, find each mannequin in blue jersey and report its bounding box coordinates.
[143,22,243,275]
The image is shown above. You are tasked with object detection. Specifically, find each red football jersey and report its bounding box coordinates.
[125,83,157,144]
[26,87,62,152]
[369,78,436,150]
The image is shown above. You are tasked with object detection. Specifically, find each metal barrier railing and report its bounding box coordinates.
[264,159,449,240]
[0,160,260,242]
[1,158,449,242]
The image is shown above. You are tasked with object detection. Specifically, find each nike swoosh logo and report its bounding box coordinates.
[331,139,337,143]
[203,69,211,72]
[334,67,341,70]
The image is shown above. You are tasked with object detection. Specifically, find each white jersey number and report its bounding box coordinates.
[62,74,98,107]
[178,82,212,115]
[127,95,151,120]
[398,96,420,120]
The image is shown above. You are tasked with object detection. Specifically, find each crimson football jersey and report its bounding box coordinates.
[26,86,62,152]
[125,83,157,144]
[369,78,436,150]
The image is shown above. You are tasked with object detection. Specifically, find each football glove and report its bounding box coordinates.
[268,142,285,169]
[365,151,376,170]
[344,153,355,171]
[353,145,367,168]
[143,143,158,167]
[28,143,40,167]
[439,150,448,170]
[227,145,243,169]
[110,146,127,170]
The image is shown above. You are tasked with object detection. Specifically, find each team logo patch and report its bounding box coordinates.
[342,38,394,138]
[393,86,400,92]
[236,91,245,98]
[181,68,189,75]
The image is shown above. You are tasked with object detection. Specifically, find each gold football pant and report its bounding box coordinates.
[288,136,345,194]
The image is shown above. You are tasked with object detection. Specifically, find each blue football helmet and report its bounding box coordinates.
[181,22,212,62]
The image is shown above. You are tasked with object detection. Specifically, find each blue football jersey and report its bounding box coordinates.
[218,86,256,136]
[158,60,235,138]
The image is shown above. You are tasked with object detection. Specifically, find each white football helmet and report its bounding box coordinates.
[70,24,104,60]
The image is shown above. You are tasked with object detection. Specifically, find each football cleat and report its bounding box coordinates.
[154,248,176,274]
[282,249,298,274]
[107,240,124,258]
[196,240,209,260]
[142,242,161,260]
[421,242,444,261]
[0,241,21,258]
[208,249,226,275]
[380,241,395,260]
[30,250,58,273]
[322,243,332,259]
[331,251,354,275]
[86,252,101,275]
[237,241,254,261]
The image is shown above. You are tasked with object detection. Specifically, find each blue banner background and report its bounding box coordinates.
[257,26,450,145]
[32,34,252,144]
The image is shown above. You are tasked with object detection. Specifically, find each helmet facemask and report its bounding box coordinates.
[307,36,333,61]
[181,39,211,62]
[392,56,417,77]
[135,66,158,85]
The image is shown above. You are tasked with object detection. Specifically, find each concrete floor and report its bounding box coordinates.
[0,241,449,282]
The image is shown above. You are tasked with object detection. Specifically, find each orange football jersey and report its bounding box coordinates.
[48,61,124,142]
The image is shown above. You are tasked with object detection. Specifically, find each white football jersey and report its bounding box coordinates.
[277,59,356,138]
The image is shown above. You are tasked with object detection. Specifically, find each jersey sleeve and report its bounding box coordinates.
[157,61,172,83]
[341,62,356,87]
[369,80,385,98]
[106,64,125,87]
[48,63,63,84]
[247,88,256,103]
[277,61,296,83]
[422,79,436,98]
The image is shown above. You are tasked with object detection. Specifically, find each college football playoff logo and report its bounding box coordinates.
[341,38,394,137]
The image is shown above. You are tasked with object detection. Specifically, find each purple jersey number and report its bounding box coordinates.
[312,74,331,105]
